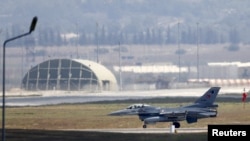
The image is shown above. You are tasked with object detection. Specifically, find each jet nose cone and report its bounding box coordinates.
[108,109,135,116]
[108,110,125,116]
[108,111,120,116]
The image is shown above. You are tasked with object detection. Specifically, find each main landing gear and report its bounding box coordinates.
[173,122,180,128]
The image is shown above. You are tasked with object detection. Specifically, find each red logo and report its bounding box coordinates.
[206,94,211,99]
[206,90,214,99]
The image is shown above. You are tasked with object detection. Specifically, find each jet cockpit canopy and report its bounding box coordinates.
[126,104,150,109]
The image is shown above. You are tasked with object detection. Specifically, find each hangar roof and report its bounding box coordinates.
[22,58,117,91]
[73,59,117,84]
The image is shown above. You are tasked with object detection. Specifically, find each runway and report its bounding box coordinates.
[0,87,243,106]
[65,127,207,134]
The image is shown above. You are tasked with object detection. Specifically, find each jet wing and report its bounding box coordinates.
[159,110,187,117]
[142,110,188,123]
[197,112,217,118]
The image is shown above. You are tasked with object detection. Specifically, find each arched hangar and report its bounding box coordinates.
[22,59,117,91]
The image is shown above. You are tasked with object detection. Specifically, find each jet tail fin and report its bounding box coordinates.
[194,87,221,106]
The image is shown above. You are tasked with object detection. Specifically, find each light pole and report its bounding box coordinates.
[2,16,38,141]
[118,41,122,91]
[196,22,199,81]
[75,22,79,59]
[177,22,180,82]
[96,22,99,63]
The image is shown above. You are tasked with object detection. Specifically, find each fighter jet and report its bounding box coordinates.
[108,87,220,128]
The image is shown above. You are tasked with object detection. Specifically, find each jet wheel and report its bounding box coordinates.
[143,124,147,128]
[173,122,180,128]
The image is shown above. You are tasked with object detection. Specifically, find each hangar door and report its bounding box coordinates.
[22,59,99,91]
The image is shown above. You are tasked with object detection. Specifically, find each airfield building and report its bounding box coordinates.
[22,59,117,91]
